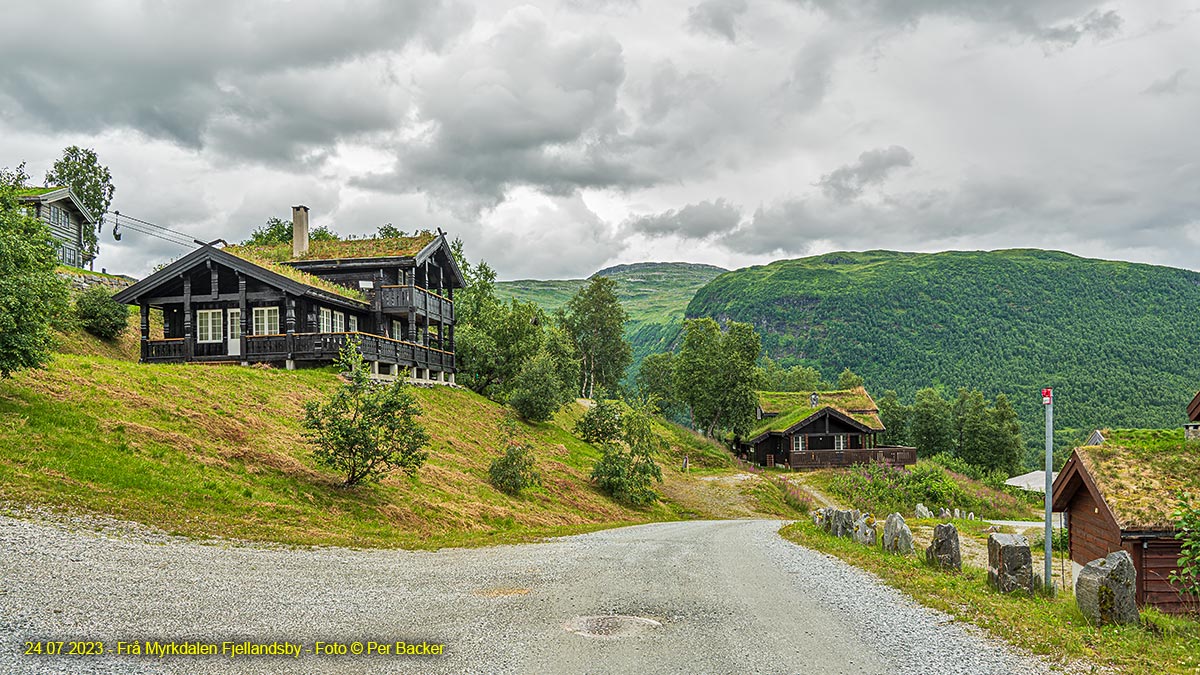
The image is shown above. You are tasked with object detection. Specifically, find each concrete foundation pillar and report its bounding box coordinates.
[286,359,296,371]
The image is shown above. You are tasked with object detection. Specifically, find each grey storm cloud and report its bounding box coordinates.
[0,0,470,163]
[628,199,742,238]
[816,146,915,202]
[356,6,656,209]
[686,0,749,43]
[792,0,1123,48]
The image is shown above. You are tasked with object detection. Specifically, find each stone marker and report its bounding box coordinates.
[968,512,976,521]
[853,514,877,547]
[883,513,914,554]
[987,533,1036,594]
[1076,551,1139,625]
[939,507,952,519]
[915,503,933,519]
[925,523,962,572]
[832,509,861,538]
[953,508,961,520]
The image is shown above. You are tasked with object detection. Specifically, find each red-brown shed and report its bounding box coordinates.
[1052,429,1199,614]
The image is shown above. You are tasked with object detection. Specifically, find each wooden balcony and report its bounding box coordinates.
[142,332,455,372]
[376,285,453,322]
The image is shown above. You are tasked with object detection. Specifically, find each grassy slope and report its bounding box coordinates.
[496,262,727,371]
[0,319,793,548]
[687,249,1200,465]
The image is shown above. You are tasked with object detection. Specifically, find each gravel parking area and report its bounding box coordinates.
[1,515,1054,674]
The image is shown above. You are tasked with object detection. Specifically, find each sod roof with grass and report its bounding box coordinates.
[748,387,885,439]
[15,186,65,197]
[757,388,878,415]
[221,247,368,303]
[225,232,437,264]
[1072,428,1200,530]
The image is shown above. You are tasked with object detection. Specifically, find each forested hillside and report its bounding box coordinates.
[686,249,1200,457]
[497,262,726,369]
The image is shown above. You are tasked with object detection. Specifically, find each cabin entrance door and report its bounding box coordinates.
[228,309,242,357]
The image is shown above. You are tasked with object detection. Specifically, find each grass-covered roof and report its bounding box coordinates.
[222,248,367,303]
[226,232,437,263]
[757,387,877,415]
[15,186,65,198]
[1075,428,1200,531]
[748,387,884,439]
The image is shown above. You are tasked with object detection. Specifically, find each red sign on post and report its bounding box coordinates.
[1042,388,1053,405]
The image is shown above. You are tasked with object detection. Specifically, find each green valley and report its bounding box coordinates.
[496,262,726,371]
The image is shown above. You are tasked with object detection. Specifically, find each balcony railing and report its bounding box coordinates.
[142,332,454,372]
[377,285,453,322]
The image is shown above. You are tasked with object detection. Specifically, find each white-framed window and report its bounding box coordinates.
[392,319,403,340]
[253,306,280,335]
[196,309,223,343]
[333,311,345,332]
[792,435,806,452]
[834,434,846,451]
[228,309,242,341]
[348,315,358,333]
[320,307,333,333]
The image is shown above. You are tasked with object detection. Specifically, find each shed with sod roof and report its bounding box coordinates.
[1052,428,1199,614]
[738,387,916,469]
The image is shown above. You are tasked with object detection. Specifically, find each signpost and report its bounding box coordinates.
[1042,387,1054,593]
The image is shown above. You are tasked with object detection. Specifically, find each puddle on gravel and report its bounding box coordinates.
[563,615,662,639]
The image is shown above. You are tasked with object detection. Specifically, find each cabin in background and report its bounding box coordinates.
[1052,428,1199,614]
[112,206,463,382]
[17,186,97,268]
[739,387,916,469]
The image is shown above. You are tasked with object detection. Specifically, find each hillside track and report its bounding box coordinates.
[1,516,1052,674]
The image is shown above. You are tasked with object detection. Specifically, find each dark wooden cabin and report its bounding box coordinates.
[739,388,916,469]
[113,207,464,382]
[1052,428,1199,614]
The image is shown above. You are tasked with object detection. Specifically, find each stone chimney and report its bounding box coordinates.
[292,205,310,258]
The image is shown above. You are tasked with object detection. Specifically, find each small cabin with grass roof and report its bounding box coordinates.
[1051,428,1200,614]
[739,387,917,469]
[113,206,464,382]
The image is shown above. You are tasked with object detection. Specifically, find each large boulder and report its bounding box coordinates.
[813,507,831,530]
[883,513,914,554]
[915,503,934,519]
[1076,551,1139,625]
[831,509,860,538]
[925,523,962,571]
[987,533,1036,594]
[853,514,878,547]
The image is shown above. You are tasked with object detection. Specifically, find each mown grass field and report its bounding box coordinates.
[0,318,797,548]
[781,521,1200,675]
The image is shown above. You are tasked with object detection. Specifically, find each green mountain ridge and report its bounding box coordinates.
[686,248,1200,461]
[496,262,728,370]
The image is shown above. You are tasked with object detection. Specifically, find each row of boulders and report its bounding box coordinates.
[915,503,976,521]
[816,504,1140,625]
[813,507,913,554]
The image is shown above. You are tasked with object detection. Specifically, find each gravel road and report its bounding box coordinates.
[1,515,1054,675]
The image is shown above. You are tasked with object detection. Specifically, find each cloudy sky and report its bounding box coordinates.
[1,0,1197,279]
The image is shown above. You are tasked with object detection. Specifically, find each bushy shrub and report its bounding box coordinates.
[591,402,663,506]
[303,339,429,487]
[575,397,622,444]
[508,351,566,422]
[1171,492,1200,598]
[489,418,541,495]
[75,286,128,340]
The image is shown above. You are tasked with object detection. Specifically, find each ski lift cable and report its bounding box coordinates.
[102,210,205,248]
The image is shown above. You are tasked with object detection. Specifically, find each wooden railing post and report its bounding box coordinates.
[139,301,149,362]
